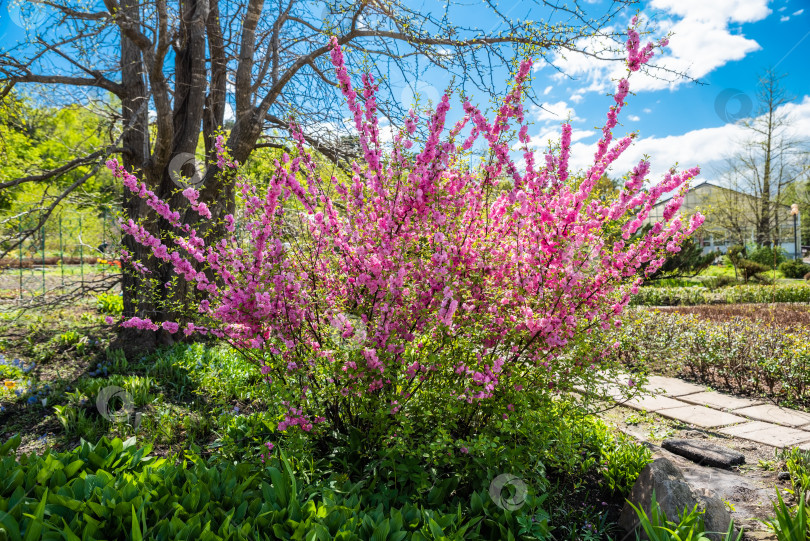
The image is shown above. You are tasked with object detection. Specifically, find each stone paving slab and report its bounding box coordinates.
[623,394,689,412]
[573,383,627,399]
[679,391,762,411]
[731,404,810,428]
[644,376,706,397]
[655,405,747,428]
[719,421,810,448]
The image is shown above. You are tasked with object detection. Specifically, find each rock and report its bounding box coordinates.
[777,471,791,481]
[662,439,745,469]
[620,458,737,541]
[656,447,778,536]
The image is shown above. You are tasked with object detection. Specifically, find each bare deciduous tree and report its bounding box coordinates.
[710,70,809,247]
[1,0,641,349]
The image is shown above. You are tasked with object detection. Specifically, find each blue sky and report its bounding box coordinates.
[518,0,810,182]
[1,0,807,187]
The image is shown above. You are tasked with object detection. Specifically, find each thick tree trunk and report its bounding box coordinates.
[116,0,216,353]
[116,0,158,355]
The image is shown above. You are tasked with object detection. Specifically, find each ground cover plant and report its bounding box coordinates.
[0,333,653,540]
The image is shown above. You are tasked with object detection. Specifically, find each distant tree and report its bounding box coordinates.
[634,222,716,281]
[646,236,717,281]
[726,244,771,283]
[714,70,809,246]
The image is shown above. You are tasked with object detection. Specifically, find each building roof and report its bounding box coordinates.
[652,180,791,210]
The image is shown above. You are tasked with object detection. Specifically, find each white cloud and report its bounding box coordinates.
[524,127,596,152]
[794,9,805,16]
[643,108,653,113]
[628,114,641,121]
[533,101,579,123]
[779,6,787,11]
[561,96,810,183]
[570,92,585,104]
[548,0,770,95]
[781,15,790,21]
[543,85,553,95]
[521,100,593,152]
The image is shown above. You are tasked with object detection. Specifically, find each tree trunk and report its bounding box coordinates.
[116,0,158,354]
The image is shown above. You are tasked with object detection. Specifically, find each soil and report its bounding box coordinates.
[657,303,810,329]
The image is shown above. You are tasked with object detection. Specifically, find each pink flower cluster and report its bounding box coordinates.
[109,21,701,434]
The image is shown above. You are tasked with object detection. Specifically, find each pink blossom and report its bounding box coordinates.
[110,24,696,435]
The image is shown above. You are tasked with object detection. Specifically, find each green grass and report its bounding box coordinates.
[698,264,785,281]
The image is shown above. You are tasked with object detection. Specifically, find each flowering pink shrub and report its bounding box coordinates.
[108,21,702,436]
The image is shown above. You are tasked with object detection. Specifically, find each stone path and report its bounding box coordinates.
[614,375,810,450]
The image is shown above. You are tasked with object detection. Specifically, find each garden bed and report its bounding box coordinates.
[658,303,810,328]
[605,308,810,410]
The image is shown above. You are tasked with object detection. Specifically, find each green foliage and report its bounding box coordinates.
[777,448,810,499]
[604,310,810,407]
[767,491,808,541]
[630,287,712,306]
[0,95,116,211]
[748,244,788,268]
[631,284,810,306]
[647,236,718,281]
[726,244,778,282]
[0,434,552,541]
[96,293,124,315]
[148,344,262,402]
[737,259,771,283]
[701,275,738,290]
[1,333,656,539]
[780,260,810,279]
[628,490,742,541]
[600,435,653,496]
[52,403,94,437]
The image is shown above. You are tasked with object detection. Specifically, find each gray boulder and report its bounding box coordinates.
[619,457,737,541]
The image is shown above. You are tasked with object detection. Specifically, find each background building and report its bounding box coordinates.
[645,181,802,258]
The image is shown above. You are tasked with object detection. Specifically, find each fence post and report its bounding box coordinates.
[41,215,45,296]
[59,216,65,294]
[18,218,22,301]
[79,216,84,295]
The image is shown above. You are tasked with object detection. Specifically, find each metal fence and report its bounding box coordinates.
[0,211,120,302]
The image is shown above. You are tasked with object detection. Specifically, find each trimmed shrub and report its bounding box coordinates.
[780,260,810,279]
[748,244,788,268]
[605,309,810,407]
[631,284,810,306]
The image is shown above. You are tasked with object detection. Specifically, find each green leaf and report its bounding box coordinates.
[0,436,21,457]
[470,492,483,514]
[370,518,390,541]
[0,511,20,541]
[131,505,143,541]
[428,518,444,539]
[23,487,48,541]
[269,468,289,508]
